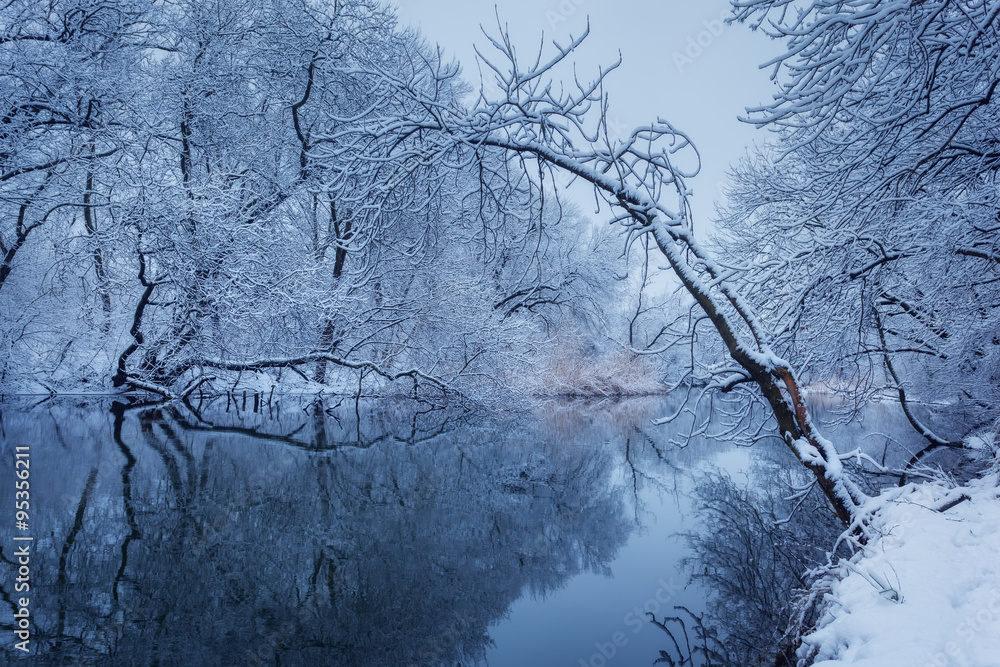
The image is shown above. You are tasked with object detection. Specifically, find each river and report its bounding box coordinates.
[0,394,927,665]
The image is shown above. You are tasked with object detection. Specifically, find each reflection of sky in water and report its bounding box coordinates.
[488,457,703,667]
[0,395,923,666]
[487,397,928,666]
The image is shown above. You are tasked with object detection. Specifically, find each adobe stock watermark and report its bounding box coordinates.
[673,10,731,74]
[10,444,33,654]
[578,577,683,667]
[878,512,1000,667]
[545,0,589,30]
[921,586,1000,667]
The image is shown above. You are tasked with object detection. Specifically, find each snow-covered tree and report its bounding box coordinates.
[0,0,623,398]
[717,0,1000,445]
[315,24,874,524]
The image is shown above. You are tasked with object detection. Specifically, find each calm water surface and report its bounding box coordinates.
[0,395,923,665]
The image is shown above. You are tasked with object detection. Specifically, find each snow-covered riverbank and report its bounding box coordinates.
[796,437,1000,667]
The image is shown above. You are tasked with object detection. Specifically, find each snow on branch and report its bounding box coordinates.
[192,354,452,392]
[316,22,870,525]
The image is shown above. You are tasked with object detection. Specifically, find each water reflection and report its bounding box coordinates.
[653,398,930,667]
[666,456,845,666]
[0,397,638,665]
[0,394,922,665]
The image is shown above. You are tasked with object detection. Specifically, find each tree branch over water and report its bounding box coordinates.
[319,23,867,525]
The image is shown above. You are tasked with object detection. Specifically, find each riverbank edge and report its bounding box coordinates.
[785,431,1000,667]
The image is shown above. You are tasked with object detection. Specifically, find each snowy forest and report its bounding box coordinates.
[0,0,649,400]
[2,0,1000,665]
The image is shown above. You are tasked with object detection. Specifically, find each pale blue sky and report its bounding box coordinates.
[392,0,781,224]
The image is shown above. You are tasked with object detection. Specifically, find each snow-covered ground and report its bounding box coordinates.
[799,438,1000,667]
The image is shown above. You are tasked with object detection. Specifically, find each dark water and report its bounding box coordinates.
[0,395,925,666]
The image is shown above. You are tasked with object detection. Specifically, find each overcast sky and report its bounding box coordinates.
[392,0,782,224]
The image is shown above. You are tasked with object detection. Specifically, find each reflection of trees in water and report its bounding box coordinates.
[0,397,632,665]
[647,398,939,667]
[657,448,847,667]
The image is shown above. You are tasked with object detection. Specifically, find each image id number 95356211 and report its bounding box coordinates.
[12,444,32,653]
